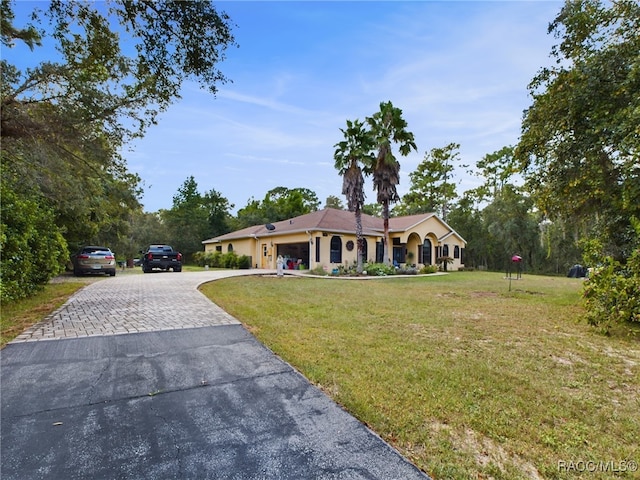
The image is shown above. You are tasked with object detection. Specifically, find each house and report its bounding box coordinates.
[202,208,466,270]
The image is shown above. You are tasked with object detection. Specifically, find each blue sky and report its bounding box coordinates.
[9,1,564,214]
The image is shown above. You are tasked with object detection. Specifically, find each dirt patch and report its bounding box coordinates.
[470,291,500,298]
[426,421,543,480]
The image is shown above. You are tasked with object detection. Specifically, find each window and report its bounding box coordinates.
[376,241,383,263]
[315,237,321,263]
[330,236,342,263]
[443,244,449,257]
[422,239,432,265]
[361,239,368,263]
[227,244,233,252]
[454,245,460,259]
[216,246,222,252]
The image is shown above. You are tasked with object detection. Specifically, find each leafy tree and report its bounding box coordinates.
[474,146,518,202]
[204,189,234,238]
[362,203,382,217]
[262,187,320,221]
[396,143,460,219]
[233,198,268,230]
[367,101,417,265]
[334,119,375,273]
[1,0,236,288]
[516,0,640,262]
[0,183,68,302]
[447,193,486,269]
[234,187,320,229]
[162,176,232,261]
[481,185,542,272]
[324,195,344,210]
[2,0,236,142]
[126,211,171,258]
[582,236,640,333]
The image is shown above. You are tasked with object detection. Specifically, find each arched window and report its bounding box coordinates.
[361,239,368,263]
[422,239,432,265]
[443,244,449,257]
[227,244,233,252]
[330,236,342,263]
[454,245,460,259]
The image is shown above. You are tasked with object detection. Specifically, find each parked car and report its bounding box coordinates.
[72,246,117,276]
[139,245,182,273]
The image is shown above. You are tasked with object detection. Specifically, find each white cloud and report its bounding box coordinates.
[123,1,563,213]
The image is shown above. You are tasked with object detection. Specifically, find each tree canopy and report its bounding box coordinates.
[233,187,320,230]
[396,142,461,219]
[516,0,639,260]
[1,0,237,300]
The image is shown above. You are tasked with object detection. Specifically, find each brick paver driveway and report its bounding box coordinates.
[12,270,249,342]
[1,270,430,480]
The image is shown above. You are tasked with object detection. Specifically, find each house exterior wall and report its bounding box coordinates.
[393,222,466,270]
[203,216,465,270]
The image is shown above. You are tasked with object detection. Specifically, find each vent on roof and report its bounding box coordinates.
[265,223,276,231]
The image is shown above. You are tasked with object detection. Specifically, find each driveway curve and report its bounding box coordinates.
[1,270,430,479]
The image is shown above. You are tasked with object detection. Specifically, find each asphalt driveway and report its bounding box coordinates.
[1,270,430,479]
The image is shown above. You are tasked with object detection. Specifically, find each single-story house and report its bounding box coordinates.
[202,208,466,270]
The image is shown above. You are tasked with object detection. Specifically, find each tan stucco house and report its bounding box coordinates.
[202,208,466,271]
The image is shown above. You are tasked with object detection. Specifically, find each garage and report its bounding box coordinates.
[276,242,309,269]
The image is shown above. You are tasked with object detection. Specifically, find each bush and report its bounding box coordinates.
[582,248,640,333]
[363,262,396,276]
[1,186,68,303]
[420,265,438,274]
[309,265,329,276]
[397,266,418,275]
[193,251,251,269]
[236,255,251,269]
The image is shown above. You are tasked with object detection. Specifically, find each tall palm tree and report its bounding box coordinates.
[367,101,417,265]
[334,119,374,273]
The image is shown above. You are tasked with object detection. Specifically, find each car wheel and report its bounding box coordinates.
[73,267,81,277]
[109,270,116,277]
[174,267,182,272]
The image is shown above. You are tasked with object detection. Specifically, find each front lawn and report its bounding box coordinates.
[200,271,640,479]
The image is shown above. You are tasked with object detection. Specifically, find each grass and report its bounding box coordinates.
[200,271,640,479]
[1,281,87,347]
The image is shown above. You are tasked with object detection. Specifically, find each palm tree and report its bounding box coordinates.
[367,101,417,265]
[334,119,375,273]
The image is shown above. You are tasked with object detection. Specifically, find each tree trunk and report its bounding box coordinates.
[382,200,390,265]
[355,209,364,273]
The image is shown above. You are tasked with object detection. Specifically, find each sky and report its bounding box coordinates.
[9,1,565,214]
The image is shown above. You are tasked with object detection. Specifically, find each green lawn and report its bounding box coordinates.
[1,281,87,347]
[200,271,640,479]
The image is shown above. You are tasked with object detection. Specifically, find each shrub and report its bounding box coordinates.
[582,248,640,333]
[363,262,396,276]
[236,255,251,269]
[420,264,438,274]
[0,186,68,303]
[193,251,251,269]
[397,266,418,275]
[310,265,329,276]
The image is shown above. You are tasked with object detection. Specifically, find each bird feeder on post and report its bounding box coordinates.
[507,254,523,291]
